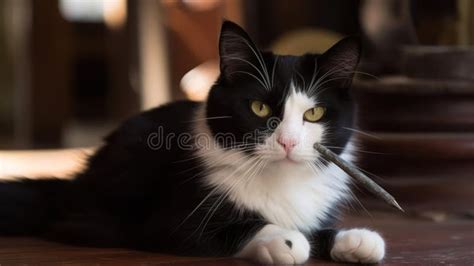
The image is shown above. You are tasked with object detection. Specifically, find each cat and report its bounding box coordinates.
[0,21,385,264]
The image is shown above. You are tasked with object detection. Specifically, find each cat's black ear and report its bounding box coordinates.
[317,36,361,88]
[218,20,262,81]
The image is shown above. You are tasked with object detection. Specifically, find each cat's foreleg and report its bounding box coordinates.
[312,228,385,263]
[235,224,311,264]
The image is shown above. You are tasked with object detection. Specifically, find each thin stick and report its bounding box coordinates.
[314,143,404,212]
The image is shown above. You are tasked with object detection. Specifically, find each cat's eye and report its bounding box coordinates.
[303,106,326,122]
[250,100,272,118]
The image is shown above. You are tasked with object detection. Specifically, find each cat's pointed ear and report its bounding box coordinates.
[317,36,361,88]
[218,20,261,81]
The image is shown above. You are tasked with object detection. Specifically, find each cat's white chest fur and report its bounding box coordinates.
[202,148,351,233]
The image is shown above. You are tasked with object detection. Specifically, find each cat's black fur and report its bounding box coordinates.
[0,21,359,259]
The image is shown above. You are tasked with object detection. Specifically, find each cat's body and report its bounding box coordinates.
[0,21,385,264]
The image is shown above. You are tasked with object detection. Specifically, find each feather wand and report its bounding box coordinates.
[314,143,404,212]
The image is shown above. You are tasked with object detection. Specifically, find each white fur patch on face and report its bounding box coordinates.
[255,85,325,163]
[195,92,352,233]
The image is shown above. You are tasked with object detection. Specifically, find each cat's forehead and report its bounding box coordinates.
[227,52,325,104]
[266,54,320,100]
[283,83,317,113]
[266,53,307,80]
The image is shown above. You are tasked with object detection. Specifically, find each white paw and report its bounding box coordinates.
[330,229,385,263]
[236,224,310,264]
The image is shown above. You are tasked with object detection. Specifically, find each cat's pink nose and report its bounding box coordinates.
[277,137,298,153]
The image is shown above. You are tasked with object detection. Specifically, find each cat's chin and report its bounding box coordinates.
[270,155,305,165]
[280,157,300,164]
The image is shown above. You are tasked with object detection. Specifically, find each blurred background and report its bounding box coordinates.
[0,0,473,212]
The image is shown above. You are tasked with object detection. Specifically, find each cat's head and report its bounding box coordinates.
[206,21,360,165]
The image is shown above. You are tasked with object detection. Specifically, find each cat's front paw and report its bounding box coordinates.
[330,229,385,263]
[254,230,310,264]
[236,224,310,264]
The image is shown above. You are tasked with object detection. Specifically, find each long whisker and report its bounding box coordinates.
[222,56,270,89]
[345,188,373,218]
[311,68,380,96]
[223,33,272,90]
[321,145,387,155]
[309,62,366,97]
[294,69,306,91]
[307,59,319,91]
[342,127,380,140]
[309,64,344,94]
[231,70,269,89]
[312,76,354,97]
[353,70,381,81]
[271,56,279,88]
[238,38,271,89]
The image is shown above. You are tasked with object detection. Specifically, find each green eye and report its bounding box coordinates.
[303,106,325,122]
[250,100,272,118]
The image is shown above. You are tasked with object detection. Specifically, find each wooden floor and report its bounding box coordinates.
[0,210,472,265]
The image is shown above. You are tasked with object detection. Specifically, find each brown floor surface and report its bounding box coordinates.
[0,210,472,265]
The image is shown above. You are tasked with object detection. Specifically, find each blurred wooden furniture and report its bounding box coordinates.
[8,0,137,149]
[353,47,474,213]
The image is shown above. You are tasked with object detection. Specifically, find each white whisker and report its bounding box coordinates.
[223,56,270,89]
[342,127,380,139]
[222,33,272,90]
[271,56,279,88]
[232,70,269,89]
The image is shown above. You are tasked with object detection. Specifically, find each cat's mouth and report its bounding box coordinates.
[265,150,309,165]
[281,156,299,164]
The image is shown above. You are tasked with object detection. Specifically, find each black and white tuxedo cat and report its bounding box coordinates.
[0,21,385,264]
